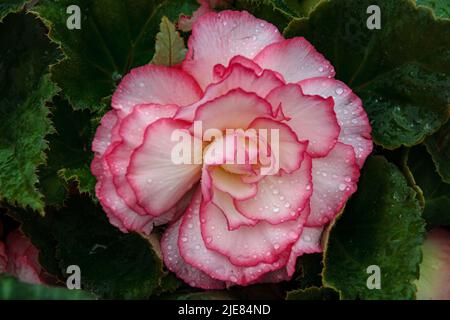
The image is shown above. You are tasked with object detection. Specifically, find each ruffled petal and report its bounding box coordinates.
[200,200,308,267]
[211,188,258,230]
[183,10,283,89]
[5,230,42,285]
[286,226,323,276]
[299,77,373,167]
[306,143,360,226]
[248,117,308,173]
[112,65,202,115]
[235,154,312,224]
[266,84,340,157]
[254,37,335,83]
[179,189,290,285]
[176,63,283,121]
[193,89,273,133]
[106,104,179,215]
[92,110,121,156]
[95,154,156,234]
[161,218,225,289]
[127,119,202,215]
[210,167,257,200]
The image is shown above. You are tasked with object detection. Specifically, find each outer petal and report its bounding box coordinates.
[176,63,283,121]
[254,37,335,83]
[5,230,42,285]
[127,119,202,215]
[179,189,290,285]
[92,110,121,156]
[299,77,373,167]
[416,228,450,300]
[95,154,156,234]
[266,84,340,157]
[161,218,225,289]
[182,10,283,89]
[200,200,308,267]
[235,154,313,224]
[106,104,179,216]
[306,143,360,226]
[112,65,202,115]
[193,89,273,135]
[286,226,323,276]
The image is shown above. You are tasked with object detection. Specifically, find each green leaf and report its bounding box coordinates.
[286,286,339,300]
[0,275,95,300]
[0,0,28,21]
[273,0,324,17]
[152,16,187,66]
[323,156,425,299]
[292,253,324,288]
[233,0,293,31]
[39,97,96,206]
[284,0,450,149]
[424,121,450,183]
[32,0,199,112]
[13,196,163,299]
[416,0,450,19]
[407,145,450,228]
[0,13,59,213]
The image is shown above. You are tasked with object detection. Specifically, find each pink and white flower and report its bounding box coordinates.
[416,228,450,300]
[91,10,372,288]
[0,229,43,285]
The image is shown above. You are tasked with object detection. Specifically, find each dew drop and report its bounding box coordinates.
[181,237,188,242]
